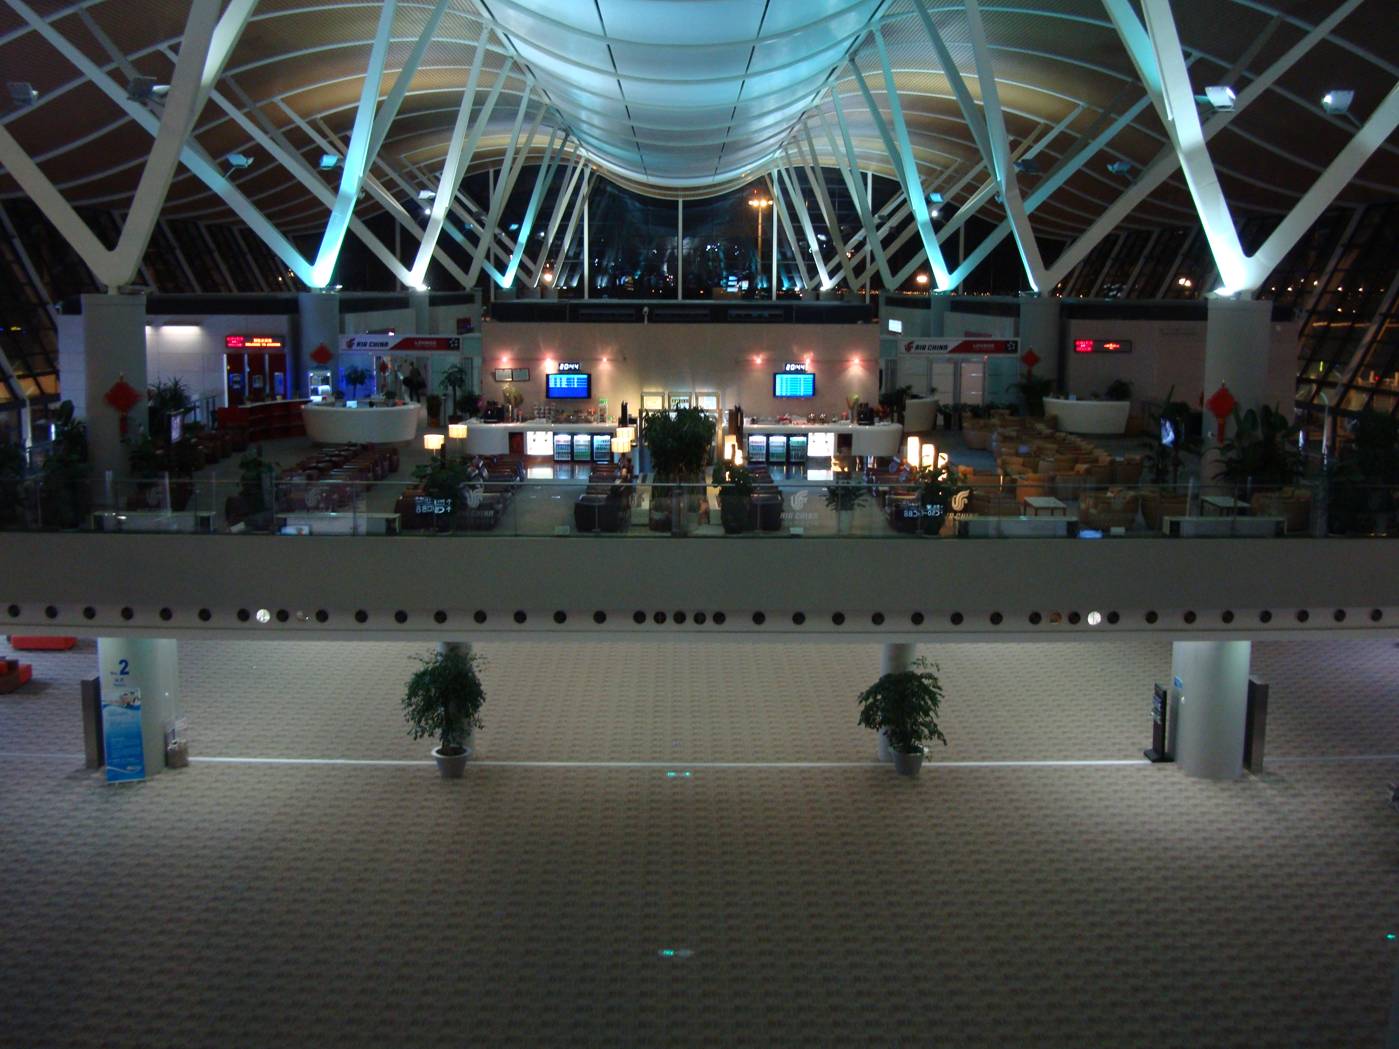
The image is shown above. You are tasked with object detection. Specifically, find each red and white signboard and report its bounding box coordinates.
[340,334,462,353]
[901,338,1019,356]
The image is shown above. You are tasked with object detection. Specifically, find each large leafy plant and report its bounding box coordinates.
[824,474,869,512]
[643,406,713,479]
[1215,404,1302,490]
[343,365,370,399]
[856,658,948,755]
[402,646,486,756]
[147,377,193,438]
[439,363,474,419]
[1011,374,1053,417]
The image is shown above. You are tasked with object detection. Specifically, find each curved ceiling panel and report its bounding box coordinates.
[478,0,888,188]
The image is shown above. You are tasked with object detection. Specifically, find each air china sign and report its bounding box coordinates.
[901,338,1019,356]
[341,335,461,352]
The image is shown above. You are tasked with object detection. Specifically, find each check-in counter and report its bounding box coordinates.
[1043,398,1131,435]
[302,403,424,444]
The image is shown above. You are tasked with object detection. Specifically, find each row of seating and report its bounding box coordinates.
[574,461,635,533]
[395,456,525,532]
[275,444,399,512]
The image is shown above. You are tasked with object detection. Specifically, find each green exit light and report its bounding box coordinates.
[665,770,693,778]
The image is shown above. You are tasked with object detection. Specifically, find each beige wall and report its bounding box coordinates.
[1063,316,1300,409]
[482,322,880,416]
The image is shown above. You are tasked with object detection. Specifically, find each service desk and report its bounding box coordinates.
[1043,398,1131,435]
[464,421,618,461]
[302,403,423,445]
[217,399,310,442]
[743,421,903,462]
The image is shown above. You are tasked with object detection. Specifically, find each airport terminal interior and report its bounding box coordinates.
[0,1,1397,1046]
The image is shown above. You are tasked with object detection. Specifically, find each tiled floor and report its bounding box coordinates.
[2,636,1396,1048]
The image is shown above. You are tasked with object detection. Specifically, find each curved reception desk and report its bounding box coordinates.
[302,403,423,444]
[1043,398,1131,435]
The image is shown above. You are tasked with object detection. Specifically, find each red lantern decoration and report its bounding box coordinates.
[1205,384,1238,442]
[310,343,333,366]
[1020,348,1041,370]
[103,377,142,436]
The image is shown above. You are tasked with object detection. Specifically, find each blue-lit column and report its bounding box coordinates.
[1171,640,1251,780]
[297,291,340,397]
[929,292,951,338]
[97,638,179,779]
[1017,294,1061,388]
[56,293,147,491]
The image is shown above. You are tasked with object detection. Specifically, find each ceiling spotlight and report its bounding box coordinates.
[127,76,170,104]
[1322,90,1354,115]
[1013,157,1041,175]
[7,81,37,107]
[225,152,254,171]
[930,208,941,219]
[318,153,340,170]
[914,273,930,286]
[1106,160,1133,176]
[1200,85,1236,111]
[418,189,436,200]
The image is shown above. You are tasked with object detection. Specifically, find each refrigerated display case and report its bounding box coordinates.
[767,435,787,464]
[572,434,593,461]
[553,433,573,462]
[592,433,612,463]
[747,434,768,463]
[788,435,808,464]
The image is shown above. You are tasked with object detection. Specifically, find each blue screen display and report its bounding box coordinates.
[773,372,815,398]
[546,372,591,399]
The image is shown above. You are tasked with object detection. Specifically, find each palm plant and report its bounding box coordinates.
[343,365,370,400]
[1215,404,1302,492]
[439,363,471,420]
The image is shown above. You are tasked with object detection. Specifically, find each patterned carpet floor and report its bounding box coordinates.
[2,637,1397,1048]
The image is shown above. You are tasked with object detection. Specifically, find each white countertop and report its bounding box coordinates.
[1042,398,1131,435]
[302,403,423,444]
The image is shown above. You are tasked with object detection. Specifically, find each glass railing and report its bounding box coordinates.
[0,473,1395,539]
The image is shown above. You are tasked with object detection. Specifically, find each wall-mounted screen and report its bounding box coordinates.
[547,372,591,399]
[773,372,815,398]
[1073,338,1133,354]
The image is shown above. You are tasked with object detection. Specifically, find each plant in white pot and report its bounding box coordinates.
[856,658,947,777]
[402,643,485,778]
[824,475,870,535]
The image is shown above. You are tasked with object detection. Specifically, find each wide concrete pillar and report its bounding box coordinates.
[297,291,340,396]
[409,289,431,332]
[1171,640,1251,780]
[1203,296,1273,455]
[57,293,147,487]
[97,638,179,779]
[1017,294,1062,386]
[928,293,951,338]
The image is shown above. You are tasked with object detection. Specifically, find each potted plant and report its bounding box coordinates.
[440,363,471,422]
[0,438,26,527]
[878,384,915,424]
[915,463,963,536]
[1011,373,1053,418]
[1215,404,1302,496]
[824,474,869,534]
[402,643,486,778]
[500,384,524,422]
[34,400,89,529]
[146,377,193,441]
[225,446,276,531]
[1105,378,1133,402]
[343,365,370,401]
[856,657,947,777]
[1327,409,1399,535]
[713,461,755,534]
[643,406,714,534]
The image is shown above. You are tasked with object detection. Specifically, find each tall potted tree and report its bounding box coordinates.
[440,363,471,422]
[824,474,869,534]
[643,406,714,534]
[856,658,948,777]
[343,365,370,401]
[402,643,486,779]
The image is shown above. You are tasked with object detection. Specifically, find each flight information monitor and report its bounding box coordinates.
[773,372,816,398]
[546,372,591,399]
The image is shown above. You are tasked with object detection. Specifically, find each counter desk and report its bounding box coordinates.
[1042,398,1131,435]
[464,421,619,462]
[742,421,903,462]
[302,403,424,445]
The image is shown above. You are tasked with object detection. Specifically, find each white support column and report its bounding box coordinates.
[57,293,146,489]
[97,637,179,780]
[1171,640,1251,780]
[409,289,431,333]
[582,184,591,300]
[876,643,916,763]
[298,292,340,396]
[1203,296,1274,480]
[1017,296,1062,387]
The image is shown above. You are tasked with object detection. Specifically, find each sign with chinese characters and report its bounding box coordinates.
[225,335,286,350]
[900,338,1019,356]
[1072,338,1133,354]
[341,334,462,353]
